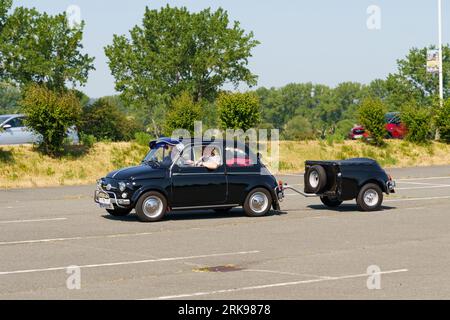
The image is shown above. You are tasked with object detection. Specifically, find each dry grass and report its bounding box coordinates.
[1,140,450,189]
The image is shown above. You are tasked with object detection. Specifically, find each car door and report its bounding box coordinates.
[0,117,22,145]
[170,143,228,208]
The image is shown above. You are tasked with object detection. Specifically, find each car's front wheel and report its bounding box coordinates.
[135,191,167,222]
[244,188,272,217]
[356,183,383,212]
[106,206,132,217]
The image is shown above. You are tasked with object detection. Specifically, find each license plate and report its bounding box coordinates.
[99,197,111,205]
[96,191,113,209]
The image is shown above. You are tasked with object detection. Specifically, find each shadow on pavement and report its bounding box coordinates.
[102,209,287,223]
[307,204,396,212]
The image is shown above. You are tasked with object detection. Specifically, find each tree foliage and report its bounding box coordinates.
[0,82,20,114]
[217,92,260,131]
[105,5,259,112]
[435,99,450,143]
[0,6,94,91]
[20,84,81,155]
[401,102,432,144]
[358,97,387,146]
[283,115,315,140]
[81,98,140,142]
[163,92,202,136]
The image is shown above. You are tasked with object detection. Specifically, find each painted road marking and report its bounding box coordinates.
[385,196,450,202]
[396,176,450,181]
[0,232,157,246]
[0,218,67,224]
[0,251,260,276]
[146,268,409,300]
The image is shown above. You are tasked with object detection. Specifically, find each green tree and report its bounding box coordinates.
[217,92,261,131]
[0,0,11,32]
[401,102,432,144]
[20,84,81,155]
[283,115,315,140]
[163,92,202,136]
[0,6,94,91]
[358,97,387,146]
[435,99,450,143]
[81,98,140,142]
[105,5,259,110]
[0,82,21,114]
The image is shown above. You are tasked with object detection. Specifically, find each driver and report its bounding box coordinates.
[195,146,221,170]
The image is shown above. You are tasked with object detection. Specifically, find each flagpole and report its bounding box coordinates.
[438,0,444,107]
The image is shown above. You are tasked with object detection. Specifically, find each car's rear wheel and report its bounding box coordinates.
[244,188,272,217]
[356,183,383,212]
[135,191,167,222]
[320,196,343,208]
[306,165,327,193]
[106,206,132,217]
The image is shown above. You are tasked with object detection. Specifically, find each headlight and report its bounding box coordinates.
[118,182,127,192]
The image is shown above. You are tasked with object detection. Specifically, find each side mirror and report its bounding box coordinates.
[2,124,12,130]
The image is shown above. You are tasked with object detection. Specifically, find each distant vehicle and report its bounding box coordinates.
[348,125,369,140]
[0,114,79,145]
[385,112,407,139]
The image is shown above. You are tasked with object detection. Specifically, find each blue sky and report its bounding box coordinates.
[12,0,450,98]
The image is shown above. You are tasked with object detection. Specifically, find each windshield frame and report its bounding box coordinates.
[143,142,180,168]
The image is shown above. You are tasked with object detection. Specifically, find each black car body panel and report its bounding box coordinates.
[305,158,393,201]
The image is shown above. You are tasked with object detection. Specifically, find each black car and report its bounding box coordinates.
[301,158,396,211]
[95,138,282,222]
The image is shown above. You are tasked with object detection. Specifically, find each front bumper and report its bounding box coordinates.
[94,186,131,209]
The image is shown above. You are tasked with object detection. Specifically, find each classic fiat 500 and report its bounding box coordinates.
[95,138,282,222]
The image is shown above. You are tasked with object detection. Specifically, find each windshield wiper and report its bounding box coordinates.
[143,159,161,168]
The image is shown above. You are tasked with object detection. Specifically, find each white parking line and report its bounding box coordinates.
[0,218,67,225]
[146,268,408,300]
[385,196,450,202]
[0,232,157,246]
[396,176,450,181]
[0,250,260,276]
[396,185,450,191]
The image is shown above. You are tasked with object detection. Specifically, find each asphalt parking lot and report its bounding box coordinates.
[1,165,450,300]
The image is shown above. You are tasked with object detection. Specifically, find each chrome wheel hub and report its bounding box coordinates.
[309,171,319,188]
[143,196,163,218]
[250,192,269,214]
[363,189,379,207]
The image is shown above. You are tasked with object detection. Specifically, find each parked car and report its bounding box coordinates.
[0,114,79,145]
[348,125,369,140]
[385,112,407,139]
[94,138,282,222]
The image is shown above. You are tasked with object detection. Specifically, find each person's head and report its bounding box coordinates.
[203,146,216,157]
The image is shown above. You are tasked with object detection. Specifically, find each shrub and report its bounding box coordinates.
[217,92,261,131]
[163,92,202,136]
[283,115,315,140]
[358,97,387,146]
[134,132,154,146]
[20,85,81,156]
[401,102,432,144]
[435,99,450,143]
[81,98,140,141]
[80,133,96,148]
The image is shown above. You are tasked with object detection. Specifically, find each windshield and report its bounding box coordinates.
[0,116,11,125]
[143,144,179,168]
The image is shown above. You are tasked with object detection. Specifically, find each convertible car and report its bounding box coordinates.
[95,138,282,222]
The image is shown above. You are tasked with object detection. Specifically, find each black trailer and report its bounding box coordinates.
[282,158,396,211]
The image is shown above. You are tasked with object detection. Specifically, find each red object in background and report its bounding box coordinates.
[226,157,252,167]
[348,126,369,140]
[385,112,407,139]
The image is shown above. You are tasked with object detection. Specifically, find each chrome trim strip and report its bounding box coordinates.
[172,204,239,211]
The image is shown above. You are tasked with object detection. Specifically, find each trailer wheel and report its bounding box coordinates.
[356,183,383,212]
[306,165,327,193]
[320,196,343,208]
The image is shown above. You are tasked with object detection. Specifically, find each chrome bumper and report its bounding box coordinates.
[94,187,131,209]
